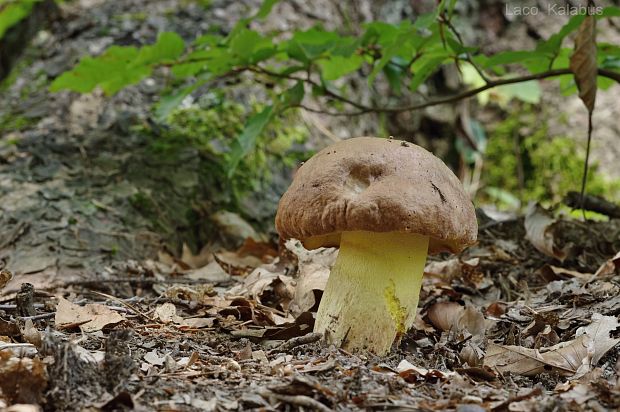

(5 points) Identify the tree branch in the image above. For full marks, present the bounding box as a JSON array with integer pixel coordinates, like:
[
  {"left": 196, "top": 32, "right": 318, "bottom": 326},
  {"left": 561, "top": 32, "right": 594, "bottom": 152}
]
[{"left": 294, "top": 68, "right": 620, "bottom": 116}]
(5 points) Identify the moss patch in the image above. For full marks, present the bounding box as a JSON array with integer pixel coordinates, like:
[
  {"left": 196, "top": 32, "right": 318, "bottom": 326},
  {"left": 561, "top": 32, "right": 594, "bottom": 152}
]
[{"left": 479, "top": 105, "right": 620, "bottom": 208}]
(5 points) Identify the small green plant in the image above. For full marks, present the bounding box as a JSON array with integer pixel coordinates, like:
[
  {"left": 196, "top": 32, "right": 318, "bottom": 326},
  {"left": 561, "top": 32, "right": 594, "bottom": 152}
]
[
  {"left": 480, "top": 106, "right": 620, "bottom": 208},
  {"left": 48, "top": 0, "right": 620, "bottom": 211},
  {"left": 143, "top": 94, "right": 308, "bottom": 207}
]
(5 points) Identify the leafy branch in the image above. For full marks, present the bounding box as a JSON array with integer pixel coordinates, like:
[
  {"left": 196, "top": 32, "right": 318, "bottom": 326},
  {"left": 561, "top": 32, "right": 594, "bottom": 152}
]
[{"left": 48, "top": 0, "right": 620, "bottom": 182}]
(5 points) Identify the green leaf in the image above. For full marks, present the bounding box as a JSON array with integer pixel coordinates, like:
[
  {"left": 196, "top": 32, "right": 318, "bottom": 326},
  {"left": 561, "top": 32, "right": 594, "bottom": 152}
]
[
  {"left": 155, "top": 77, "right": 210, "bottom": 121},
  {"left": 318, "top": 55, "right": 363, "bottom": 80},
  {"left": 483, "top": 50, "right": 549, "bottom": 69},
  {"left": 367, "top": 25, "right": 421, "bottom": 85},
  {"left": 134, "top": 32, "right": 185, "bottom": 66},
  {"left": 446, "top": 37, "right": 477, "bottom": 55},
  {"left": 0, "top": 0, "right": 37, "bottom": 40},
  {"left": 600, "top": 6, "right": 620, "bottom": 17},
  {"left": 383, "top": 61, "right": 405, "bottom": 95},
  {"left": 50, "top": 46, "right": 149, "bottom": 95},
  {"left": 497, "top": 81, "right": 541, "bottom": 104},
  {"left": 255, "top": 0, "right": 280, "bottom": 19},
  {"left": 285, "top": 28, "right": 340, "bottom": 63},
  {"left": 171, "top": 61, "right": 206, "bottom": 78},
  {"left": 193, "top": 34, "right": 221, "bottom": 47},
  {"left": 537, "top": 14, "right": 584, "bottom": 55},
  {"left": 361, "top": 22, "right": 399, "bottom": 47},
  {"left": 280, "top": 81, "right": 305, "bottom": 107},
  {"left": 413, "top": 11, "right": 438, "bottom": 30},
  {"left": 227, "top": 105, "right": 274, "bottom": 178},
  {"left": 409, "top": 54, "right": 448, "bottom": 91},
  {"left": 229, "top": 29, "right": 274, "bottom": 64}
]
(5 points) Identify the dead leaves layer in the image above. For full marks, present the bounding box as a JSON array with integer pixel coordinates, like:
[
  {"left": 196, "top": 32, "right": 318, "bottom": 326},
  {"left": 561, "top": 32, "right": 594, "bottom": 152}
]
[{"left": 484, "top": 314, "right": 620, "bottom": 376}]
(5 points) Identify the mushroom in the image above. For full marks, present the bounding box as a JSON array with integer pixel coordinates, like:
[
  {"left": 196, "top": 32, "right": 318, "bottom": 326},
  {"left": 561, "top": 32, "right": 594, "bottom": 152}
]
[{"left": 276, "top": 137, "right": 477, "bottom": 355}]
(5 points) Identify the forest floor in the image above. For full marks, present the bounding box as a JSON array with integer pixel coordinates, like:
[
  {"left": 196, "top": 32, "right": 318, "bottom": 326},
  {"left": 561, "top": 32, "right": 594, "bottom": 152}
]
[{"left": 2, "top": 0, "right": 620, "bottom": 411}]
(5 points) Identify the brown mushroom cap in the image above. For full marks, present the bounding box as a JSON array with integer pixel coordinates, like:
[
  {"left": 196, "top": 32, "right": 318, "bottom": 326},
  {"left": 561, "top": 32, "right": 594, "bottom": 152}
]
[{"left": 275, "top": 137, "right": 477, "bottom": 254}]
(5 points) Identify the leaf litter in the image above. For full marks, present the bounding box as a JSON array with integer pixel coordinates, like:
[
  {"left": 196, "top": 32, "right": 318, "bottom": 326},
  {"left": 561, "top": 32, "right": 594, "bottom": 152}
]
[{"left": 2, "top": 203, "right": 619, "bottom": 410}]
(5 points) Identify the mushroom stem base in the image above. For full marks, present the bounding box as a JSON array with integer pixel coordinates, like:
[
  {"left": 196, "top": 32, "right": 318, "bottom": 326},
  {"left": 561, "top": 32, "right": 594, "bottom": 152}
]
[{"left": 314, "top": 231, "right": 429, "bottom": 355}]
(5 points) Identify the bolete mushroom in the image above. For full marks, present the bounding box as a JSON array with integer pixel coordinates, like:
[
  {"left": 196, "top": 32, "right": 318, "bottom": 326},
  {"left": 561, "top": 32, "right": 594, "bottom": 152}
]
[{"left": 276, "top": 137, "right": 477, "bottom": 355}]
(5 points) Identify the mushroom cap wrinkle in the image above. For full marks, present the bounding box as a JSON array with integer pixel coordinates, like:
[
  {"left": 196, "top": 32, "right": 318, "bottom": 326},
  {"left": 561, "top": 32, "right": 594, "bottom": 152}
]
[{"left": 276, "top": 137, "right": 477, "bottom": 254}]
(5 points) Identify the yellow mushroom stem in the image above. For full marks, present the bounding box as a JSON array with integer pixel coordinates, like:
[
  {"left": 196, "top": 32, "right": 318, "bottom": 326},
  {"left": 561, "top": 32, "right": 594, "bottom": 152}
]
[{"left": 313, "top": 230, "right": 429, "bottom": 355}]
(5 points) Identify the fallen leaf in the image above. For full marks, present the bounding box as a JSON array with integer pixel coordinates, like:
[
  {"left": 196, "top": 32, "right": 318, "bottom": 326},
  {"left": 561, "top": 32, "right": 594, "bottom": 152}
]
[
  {"left": 524, "top": 203, "right": 568, "bottom": 261},
  {"left": 0, "top": 270, "right": 13, "bottom": 290},
  {"left": 55, "top": 297, "right": 126, "bottom": 332},
  {"left": 0, "top": 351, "right": 47, "bottom": 404},
  {"left": 427, "top": 302, "right": 486, "bottom": 337},
  {"left": 229, "top": 266, "right": 295, "bottom": 311},
  {"left": 290, "top": 248, "right": 337, "bottom": 316},
  {"left": 427, "top": 302, "right": 464, "bottom": 332},
  {"left": 484, "top": 314, "right": 620, "bottom": 376},
  {"left": 181, "top": 243, "right": 214, "bottom": 269},
  {"left": 72, "top": 346, "right": 105, "bottom": 364},
  {"left": 576, "top": 313, "right": 620, "bottom": 365},
  {"left": 593, "top": 251, "right": 620, "bottom": 278},
  {"left": 538, "top": 265, "right": 591, "bottom": 281},
  {"left": 164, "top": 284, "right": 216, "bottom": 304},
  {"left": 185, "top": 261, "right": 231, "bottom": 284},
  {"left": 214, "top": 250, "right": 263, "bottom": 274},
  {"left": 396, "top": 359, "right": 455, "bottom": 382},
  {"left": 153, "top": 303, "right": 214, "bottom": 329},
  {"left": 154, "top": 303, "right": 183, "bottom": 324}
]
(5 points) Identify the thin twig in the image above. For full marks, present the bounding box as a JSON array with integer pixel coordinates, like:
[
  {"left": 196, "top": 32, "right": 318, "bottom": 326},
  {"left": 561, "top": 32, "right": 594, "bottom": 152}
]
[
  {"left": 258, "top": 389, "right": 332, "bottom": 412},
  {"left": 18, "top": 312, "right": 56, "bottom": 321},
  {"left": 579, "top": 111, "right": 594, "bottom": 220},
  {"left": 269, "top": 332, "right": 322, "bottom": 354},
  {"left": 87, "top": 290, "right": 154, "bottom": 322},
  {"left": 299, "top": 68, "right": 620, "bottom": 116},
  {"left": 443, "top": 15, "right": 490, "bottom": 83}
]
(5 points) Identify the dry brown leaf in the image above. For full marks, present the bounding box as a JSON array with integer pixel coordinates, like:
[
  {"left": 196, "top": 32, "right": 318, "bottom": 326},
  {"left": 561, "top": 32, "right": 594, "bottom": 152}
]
[
  {"left": 0, "top": 270, "right": 13, "bottom": 291},
  {"left": 538, "top": 264, "right": 592, "bottom": 281},
  {"left": 55, "top": 297, "right": 126, "bottom": 332},
  {"left": 185, "top": 261, "right": 231, "bottom": 283},
  {"left": 484, "top": 314, "right": 620, "bottom": 376},
  {"left": 396, "top": 359, "right": 455, "bottom": 382},
  {"left": 290, "top": 247, "right": 337, "bottom": 316},
  {"left": 215, "top": 250, "right": 264, "bottom": 271},
  {"left": 153, "top": 303, "right": 214, "bottom": 329},
  {"left": 424, "top": 258, "right": 463, "bottom": 279},
  {"left": 427, "top": 302, "right": 464, "bottom": 331},
  {"left": 593, "top": 251, "right": 620, "bottom": 278},
  {"left": 0, "top": 351, "right": 47, "bottom": 404},
  {"left": 181, "top": 243, "right": 213, "bottom": 269},
  {"left": 229, "top": 266, "right": 296, "bottom": 311},
  {"left": 524, "top": 204, "right": 568, "bottom": 261},
  {"left": 154, "top": 303, "right": 183, "bottom": 324},
  {"left": 570, "top": 14, "right": 597, "bottom": 113},
  {"left": 576, "top": 313, "right": 620, "bottom": 365},
  {"left": 427, "top": 302, "right": 486, "bottom": 336},
  {"left": 164, "top": 285, "right": 216, "bottom": 304}
]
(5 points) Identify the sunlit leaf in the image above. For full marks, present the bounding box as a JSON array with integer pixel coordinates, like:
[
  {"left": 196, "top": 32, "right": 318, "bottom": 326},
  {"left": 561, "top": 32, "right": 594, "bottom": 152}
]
[
  {"left": 256, "top": 0, "right": 280, "bottom": 19},
  {"left": 318, "top": 55, "right": 363, "bottom": 80},
  {"left": 134, "top": 32, "right": 184, "bottom": 66},
  {"left": 50, "top": 46, "right": 145, "bottom": 95},
  {"left": 0, "top": 0, "right": 37, "bottom": 39}
]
